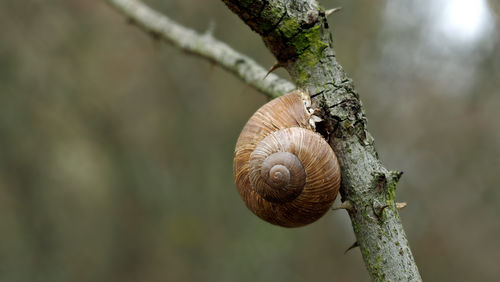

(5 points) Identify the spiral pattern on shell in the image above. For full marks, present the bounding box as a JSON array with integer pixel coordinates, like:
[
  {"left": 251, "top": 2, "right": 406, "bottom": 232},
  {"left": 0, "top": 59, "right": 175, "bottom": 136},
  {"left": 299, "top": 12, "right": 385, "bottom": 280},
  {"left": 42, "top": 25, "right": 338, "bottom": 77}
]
[{"left": 233, "top": 91, "right": 341, "bottom": 227}]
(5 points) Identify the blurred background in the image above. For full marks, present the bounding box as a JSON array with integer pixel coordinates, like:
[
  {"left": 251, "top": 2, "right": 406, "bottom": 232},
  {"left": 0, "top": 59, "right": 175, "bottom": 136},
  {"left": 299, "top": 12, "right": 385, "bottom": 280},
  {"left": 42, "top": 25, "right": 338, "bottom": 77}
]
[{"left": 0, "top": 0, "right": 499, "bottom": 281}]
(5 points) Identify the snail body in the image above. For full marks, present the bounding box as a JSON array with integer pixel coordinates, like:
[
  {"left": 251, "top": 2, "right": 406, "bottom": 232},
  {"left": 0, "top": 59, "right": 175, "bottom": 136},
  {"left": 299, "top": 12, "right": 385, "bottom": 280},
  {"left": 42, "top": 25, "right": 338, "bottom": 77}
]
[{"left": 233, "top": 91, "right": 341, "bottom": 227}]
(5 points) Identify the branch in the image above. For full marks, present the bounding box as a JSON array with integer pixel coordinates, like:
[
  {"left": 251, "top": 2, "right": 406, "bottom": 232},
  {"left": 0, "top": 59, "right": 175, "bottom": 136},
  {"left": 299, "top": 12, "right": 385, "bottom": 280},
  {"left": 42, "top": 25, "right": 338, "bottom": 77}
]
[
  {"left": 106, "top": 0, "right": 295, "bottom": 98},
  {"left": 222, "top": 0, "right": 422, "bottom": 280},
  {"left": 107, "top": 0, "right": 422, "bottom": 279}
]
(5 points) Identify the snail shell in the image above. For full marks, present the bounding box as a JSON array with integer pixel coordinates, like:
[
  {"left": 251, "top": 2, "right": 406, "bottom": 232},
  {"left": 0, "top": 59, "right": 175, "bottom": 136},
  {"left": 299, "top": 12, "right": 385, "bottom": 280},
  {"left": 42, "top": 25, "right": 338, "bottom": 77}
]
[{"left": 233, "top": 91, "right": 341, "bottom": 227}]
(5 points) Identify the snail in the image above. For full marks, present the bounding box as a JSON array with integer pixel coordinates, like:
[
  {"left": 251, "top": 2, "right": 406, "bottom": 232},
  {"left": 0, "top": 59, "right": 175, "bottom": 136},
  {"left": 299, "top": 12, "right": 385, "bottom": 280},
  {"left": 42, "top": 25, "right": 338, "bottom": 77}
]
[{"left": 233, "top": 91, "right": 341, "bottom": 227}]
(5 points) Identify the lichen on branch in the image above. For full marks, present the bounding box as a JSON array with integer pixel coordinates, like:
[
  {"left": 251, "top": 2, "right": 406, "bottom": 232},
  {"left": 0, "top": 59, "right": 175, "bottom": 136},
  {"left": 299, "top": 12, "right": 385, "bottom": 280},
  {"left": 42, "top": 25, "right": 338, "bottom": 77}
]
[
  {"left": 221, "top": 0, "right": 422, "bottom": 280},
  {"left": 107, "top": 0, "right": 423, "bottom": 280}
]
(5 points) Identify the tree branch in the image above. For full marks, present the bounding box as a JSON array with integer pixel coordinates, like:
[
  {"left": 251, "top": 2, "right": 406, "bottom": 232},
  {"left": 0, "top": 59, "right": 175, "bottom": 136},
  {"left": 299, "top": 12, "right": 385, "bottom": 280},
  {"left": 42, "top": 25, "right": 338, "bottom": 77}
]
[
  {"left": 107, "top": 0, "right": 422, "bottom": 279},
  {"left": 106, "top": 0, "right": 295, "bottom": 98},
  {"left": 221, "top": 0, "right": 422, "bottom": 280}
]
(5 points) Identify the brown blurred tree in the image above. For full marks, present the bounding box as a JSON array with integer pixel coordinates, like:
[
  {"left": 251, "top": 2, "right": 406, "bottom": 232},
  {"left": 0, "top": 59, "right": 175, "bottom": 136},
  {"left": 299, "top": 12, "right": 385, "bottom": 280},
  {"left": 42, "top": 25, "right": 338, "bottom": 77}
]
[{"left": 107, "top": 0, "right": 422, "bottom": 280}]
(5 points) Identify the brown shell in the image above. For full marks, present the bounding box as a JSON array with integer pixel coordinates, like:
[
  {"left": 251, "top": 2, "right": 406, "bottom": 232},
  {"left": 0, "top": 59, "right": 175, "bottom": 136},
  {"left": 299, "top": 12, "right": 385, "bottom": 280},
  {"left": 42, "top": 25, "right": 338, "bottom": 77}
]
[{"left": 233, "top": 91, "right": 341, "bottom": 227}]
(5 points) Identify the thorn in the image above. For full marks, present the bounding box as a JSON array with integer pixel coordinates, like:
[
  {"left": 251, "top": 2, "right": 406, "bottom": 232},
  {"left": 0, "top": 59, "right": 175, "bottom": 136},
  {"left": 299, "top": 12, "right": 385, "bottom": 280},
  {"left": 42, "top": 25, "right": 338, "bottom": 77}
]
[
  {"left": 344, "top": 241, "right": 359, "bottom": 254},
  {"left": 332, "top": 200, "right": 353, "bottom": 211},
  {"left": 374, "top": 204, "right": 389, "bottom": 220},
  {"left": 396, "top": 202, "right": 407, "bottom": 210},
  {"left": 264, "top": 61, "right": 282, "bottom": 79},
  {"left": 325, "top": 7, "right": 342, "bottom": 17},
  {"left": 392, "top": 170, "right": 404, "bottom": 181},
  {"left": 204, "top": 20, "right": 216, "bottom": 37}
]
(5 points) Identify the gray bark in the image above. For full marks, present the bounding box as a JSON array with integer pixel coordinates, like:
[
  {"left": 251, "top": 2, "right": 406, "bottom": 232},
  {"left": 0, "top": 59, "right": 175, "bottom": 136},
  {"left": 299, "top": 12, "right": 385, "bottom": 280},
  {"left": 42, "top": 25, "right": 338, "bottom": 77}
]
[
  {"left": 107, "top": 0, "right": 423, "bottom": 280},
  {"left": 222, "top": 0, "right": 422, "bottom": 280},
  {"left": 107, "top": 0, "right": 295, "bottom": 98}
]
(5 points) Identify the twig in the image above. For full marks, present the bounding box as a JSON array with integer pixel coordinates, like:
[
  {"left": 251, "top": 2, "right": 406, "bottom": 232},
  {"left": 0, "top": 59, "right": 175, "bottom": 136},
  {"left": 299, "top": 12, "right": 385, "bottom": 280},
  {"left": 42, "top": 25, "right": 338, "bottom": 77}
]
[
  {"left": 221, "top": 0, "right": 422, "bottom": 280},
  {"left": 106, "top": 0, "right": 295, "bottom": 98},
  {"left": 325, "top": 7, "right": 342, "bottom": 17}
]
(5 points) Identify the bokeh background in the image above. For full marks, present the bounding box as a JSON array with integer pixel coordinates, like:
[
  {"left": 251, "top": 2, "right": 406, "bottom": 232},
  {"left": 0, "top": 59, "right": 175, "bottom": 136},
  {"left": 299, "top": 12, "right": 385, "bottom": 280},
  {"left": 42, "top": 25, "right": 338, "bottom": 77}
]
[{"left": 1, "top": 0, "right": 499, "bottom": 281}]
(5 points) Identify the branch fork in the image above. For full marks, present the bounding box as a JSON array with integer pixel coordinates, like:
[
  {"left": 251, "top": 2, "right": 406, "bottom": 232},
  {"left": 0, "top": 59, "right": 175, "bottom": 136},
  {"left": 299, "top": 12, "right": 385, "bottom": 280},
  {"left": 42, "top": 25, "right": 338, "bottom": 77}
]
[{"left": 106, "top": 0, "right": 422, "bottom": 280}]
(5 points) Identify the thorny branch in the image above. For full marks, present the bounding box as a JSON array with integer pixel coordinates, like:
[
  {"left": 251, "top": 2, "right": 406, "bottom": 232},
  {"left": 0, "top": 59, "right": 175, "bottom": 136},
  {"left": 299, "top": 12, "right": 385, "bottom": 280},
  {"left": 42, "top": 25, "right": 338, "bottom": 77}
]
[
  {"left": 106, "top": 0, "right": 295, "bottom": 98},
  {"left": 107, "top": 0, "right": 423, "bottom": 280}
]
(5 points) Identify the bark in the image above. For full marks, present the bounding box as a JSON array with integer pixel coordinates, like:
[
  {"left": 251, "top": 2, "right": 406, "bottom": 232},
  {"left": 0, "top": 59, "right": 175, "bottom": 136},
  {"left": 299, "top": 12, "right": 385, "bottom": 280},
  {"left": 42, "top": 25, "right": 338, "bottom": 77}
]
[
  {"left": 107, "top": 0, "right": 295, "bottom": 98},
  {"left": 221, "top": 0, "right": 422, "bottom": 280},
  {"left": 107, "top": 0, "right": 423, "bottom": 280}
]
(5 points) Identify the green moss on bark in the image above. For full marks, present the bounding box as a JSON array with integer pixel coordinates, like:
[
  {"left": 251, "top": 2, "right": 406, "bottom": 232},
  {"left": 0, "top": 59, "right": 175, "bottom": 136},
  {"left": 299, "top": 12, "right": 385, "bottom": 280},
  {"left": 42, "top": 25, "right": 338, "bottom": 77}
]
[{"left": 290, "top": 25, "right": 329, "bottom": 85}]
